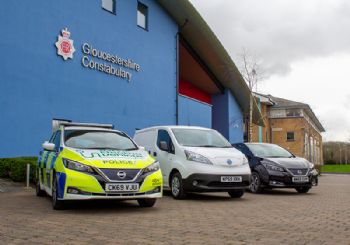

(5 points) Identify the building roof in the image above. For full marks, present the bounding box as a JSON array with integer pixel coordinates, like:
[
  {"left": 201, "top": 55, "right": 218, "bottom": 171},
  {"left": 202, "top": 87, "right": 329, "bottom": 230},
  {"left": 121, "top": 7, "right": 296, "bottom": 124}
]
[
  {"left": 255, "top": 93, "right": 325, "bottom": 132},
  {"left": 254, "top": 92, "right": 275, "bottom": 105},
  {"left": 269, "top": 95, "right": 308, "bottom": 108},
  {"left": 157, "top": 0, "right": 264, "bottom": 126}
]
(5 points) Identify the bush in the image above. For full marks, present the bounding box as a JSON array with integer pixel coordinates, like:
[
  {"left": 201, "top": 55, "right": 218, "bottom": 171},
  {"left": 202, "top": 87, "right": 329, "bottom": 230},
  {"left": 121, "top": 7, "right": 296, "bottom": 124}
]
[
  {"left": 0, "top": 158, "right": 11, "bottom": 178},
  {"left": 0, "top": 157, "right": 38, "bottom": 182}
]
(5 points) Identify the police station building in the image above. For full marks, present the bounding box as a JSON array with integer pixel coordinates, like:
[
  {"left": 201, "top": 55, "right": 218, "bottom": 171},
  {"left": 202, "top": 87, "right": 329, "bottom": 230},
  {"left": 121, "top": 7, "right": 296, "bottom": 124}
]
[{"left": 0, "top": 0, "right": 261, "bottom": 157}]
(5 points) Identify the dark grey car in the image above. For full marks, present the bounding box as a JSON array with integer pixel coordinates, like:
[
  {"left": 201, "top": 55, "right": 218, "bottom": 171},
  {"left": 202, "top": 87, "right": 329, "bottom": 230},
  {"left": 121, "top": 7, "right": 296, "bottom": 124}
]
[{"left": 233, "top": 143, "right": 318, "bottom": 193}]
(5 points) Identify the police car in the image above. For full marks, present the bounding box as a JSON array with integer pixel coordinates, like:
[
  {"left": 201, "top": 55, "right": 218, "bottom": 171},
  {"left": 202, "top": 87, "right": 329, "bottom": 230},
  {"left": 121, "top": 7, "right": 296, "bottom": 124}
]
[{"left": 36, "top": 120, "right": 162, "bottom": 209}]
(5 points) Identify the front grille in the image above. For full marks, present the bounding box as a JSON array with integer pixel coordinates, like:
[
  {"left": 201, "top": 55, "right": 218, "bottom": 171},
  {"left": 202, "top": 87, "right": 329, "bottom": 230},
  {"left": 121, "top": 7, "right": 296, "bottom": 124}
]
[
  {"left": 207, "top": 181, "right": 250, "bottom": 188},
  {"left": 288, "top": 168, "right": 308, "bottom": 175},
  {"left": 99, "top": 168, "right": 141, "bottom": 181}
]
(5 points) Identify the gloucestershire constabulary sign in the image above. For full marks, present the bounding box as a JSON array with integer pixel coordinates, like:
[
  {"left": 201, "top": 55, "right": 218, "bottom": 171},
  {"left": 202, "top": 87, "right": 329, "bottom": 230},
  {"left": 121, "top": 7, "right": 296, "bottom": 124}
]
[
  {"left": 82, "top": 43, "right": 140, "bottom": 82},
  {"left": 55, "top": 28, "right": 140, "bottom": 82}
]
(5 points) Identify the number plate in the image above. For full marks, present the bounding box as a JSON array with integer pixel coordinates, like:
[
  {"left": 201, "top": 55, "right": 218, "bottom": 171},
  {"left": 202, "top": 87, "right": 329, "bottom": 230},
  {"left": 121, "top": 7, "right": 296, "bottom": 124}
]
[
  {"left": 292, "top": 176, "right": 309, "bottom": 183},
  {"left": 221, "top": 176, "right": 242, "bottom": 182},
  {"left": 105, "top": 183, "right": 139, "bottom": 193}
]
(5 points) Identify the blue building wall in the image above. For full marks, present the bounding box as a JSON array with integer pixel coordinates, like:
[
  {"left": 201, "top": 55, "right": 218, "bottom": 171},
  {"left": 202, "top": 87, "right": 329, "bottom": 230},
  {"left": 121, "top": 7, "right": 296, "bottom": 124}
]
[
  {"left": 178, "top": 96, "right": 212, "bottom": 128},
  {"left": 212, "top": 94, "right": 229, "bottom": 138},
  {"left": 212, "top": 90, "right": 244, "bottom": 143},
  {"left": 0, "top": 0, "right": 178, "bottom": 157},
  {"left": 227, "top": 90, "right": 244, "bottom": 143}
]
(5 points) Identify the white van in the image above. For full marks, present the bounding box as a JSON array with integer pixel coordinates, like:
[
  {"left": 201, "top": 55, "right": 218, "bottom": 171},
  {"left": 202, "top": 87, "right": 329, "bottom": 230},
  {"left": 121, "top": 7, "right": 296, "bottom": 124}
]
[{"left": 134, "top": 126, "right": 251, "bottom": 199}]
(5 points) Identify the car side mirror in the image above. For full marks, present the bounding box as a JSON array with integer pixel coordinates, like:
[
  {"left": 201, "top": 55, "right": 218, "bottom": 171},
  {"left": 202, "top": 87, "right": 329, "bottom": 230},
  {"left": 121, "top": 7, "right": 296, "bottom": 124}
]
[
  {"left": 159, "top": 141, "right": 169, "bottom": 152},
  {"left": 138, "top": 146, "right": 145, "bottom": 151},
  {"left": 42, "top": 141, "right": 55, "bottom": 151}
]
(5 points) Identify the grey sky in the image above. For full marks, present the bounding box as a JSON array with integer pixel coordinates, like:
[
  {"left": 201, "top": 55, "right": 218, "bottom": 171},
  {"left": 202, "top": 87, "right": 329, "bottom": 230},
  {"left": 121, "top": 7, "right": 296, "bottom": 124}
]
[{"left": 190, "top": 0, "right": 350, "bottom": 141}]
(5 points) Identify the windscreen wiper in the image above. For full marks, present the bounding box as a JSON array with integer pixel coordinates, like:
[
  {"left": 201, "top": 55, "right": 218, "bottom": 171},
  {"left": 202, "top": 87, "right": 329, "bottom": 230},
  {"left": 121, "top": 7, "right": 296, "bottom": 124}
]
[
  {"left": 84, "top": 147, "right": 122, "bottom": 150},
  {"left": 124, "top": 148, "right": 139, "bottom": 151}
]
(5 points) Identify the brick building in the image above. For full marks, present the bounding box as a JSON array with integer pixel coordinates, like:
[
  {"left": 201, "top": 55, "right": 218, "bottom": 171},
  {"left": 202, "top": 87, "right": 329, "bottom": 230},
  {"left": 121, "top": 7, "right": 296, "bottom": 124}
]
[{"left": 251, "top": 93, "right": 325, "bottom": 165}]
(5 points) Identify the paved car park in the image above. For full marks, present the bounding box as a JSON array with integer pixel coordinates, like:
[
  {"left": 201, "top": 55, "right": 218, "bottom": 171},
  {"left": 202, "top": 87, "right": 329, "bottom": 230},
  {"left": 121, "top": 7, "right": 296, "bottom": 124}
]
[{"left": 0, "top": 174, "right": 349, "bottom": 245}]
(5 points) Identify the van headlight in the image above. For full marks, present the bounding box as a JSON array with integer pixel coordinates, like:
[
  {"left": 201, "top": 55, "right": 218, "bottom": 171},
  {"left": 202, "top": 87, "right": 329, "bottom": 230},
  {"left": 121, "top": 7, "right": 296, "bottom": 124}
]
[
  {"left": 185, "top": 150, "right": 213, "bottom": 165},
  {"left": 242, "top": 157, "right": 249, "bottom": 165},
  {"left": 143, "top": 161, "right": 160, "bottom": 173},
  {"left": 63, "top": 158, "right": 94, "bottom": 173}
]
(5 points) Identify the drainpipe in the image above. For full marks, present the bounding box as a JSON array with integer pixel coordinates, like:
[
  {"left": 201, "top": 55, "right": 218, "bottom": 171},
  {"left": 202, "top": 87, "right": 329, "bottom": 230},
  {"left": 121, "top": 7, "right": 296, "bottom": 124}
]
[
  {"left": 175, "top": 32, "right": 179, "bottom": 125},
  {"left": 176, "top": 20, "right": 189, "bottom": 125}
]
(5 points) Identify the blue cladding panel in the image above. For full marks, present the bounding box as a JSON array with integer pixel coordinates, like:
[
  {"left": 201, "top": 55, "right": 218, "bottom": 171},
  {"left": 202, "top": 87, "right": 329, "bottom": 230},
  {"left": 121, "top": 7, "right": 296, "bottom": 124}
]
[
  {"left": 212, "top": 93, "right": 229, "bottom": 137},
  {"left": 178, "top": 96, "right": 212, "bottom": 128},
  {"left": 212, "top": 90, "right": 243, "bottom": 143},
  {"left": 227, "top": 91, "right": 244, "bottom": 143},
  {"left": 0, "top": 0, "right": 178, "bottom": 157}
]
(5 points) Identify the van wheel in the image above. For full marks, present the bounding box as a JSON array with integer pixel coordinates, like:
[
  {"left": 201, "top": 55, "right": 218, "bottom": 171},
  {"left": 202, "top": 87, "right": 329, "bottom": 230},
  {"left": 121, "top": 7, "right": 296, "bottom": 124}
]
[
  {"left": 137, "top": 198, "right": 157, "bottom": 207},
  {"left": 170, "top": 172, "right": 186, "bottom": 199},
  {"left": 36, "top": 170, "right": 46, "bottom": 197},
  {"left": 228, "top": 189, "right": 245, "bottom": 198},
  {"left": 52, "top": 173, "right": 65, "bottom": 210},
  {"left": 250, "top": 172, "right": 262, "bottom": 193},
  {"left": 295, "top": 186, "right": 311, "bottom": 193}
]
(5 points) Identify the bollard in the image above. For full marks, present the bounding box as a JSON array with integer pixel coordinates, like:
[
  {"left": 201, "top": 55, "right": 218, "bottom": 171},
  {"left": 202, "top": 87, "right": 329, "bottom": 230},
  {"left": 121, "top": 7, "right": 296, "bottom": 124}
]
[{"left": 26, "top": 163, "right": 30, "bottom": 188}]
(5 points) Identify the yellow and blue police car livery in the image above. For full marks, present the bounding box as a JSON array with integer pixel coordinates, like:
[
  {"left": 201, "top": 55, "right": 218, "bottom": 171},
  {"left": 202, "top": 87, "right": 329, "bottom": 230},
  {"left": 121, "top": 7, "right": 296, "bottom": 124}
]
[{"left": 36, "top": 120, "right": 162, "bottom": 209}]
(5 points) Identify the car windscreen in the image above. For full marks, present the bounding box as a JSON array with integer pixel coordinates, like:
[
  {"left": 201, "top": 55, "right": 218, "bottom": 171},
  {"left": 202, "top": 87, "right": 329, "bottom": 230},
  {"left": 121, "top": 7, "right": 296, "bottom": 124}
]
[
  {"left": 64, "top": 130, "right": 138, "bottom": 150},
  {"left": 171, "top": 128, "right": 232, "bottom": 148},
  {"left": 246, "top": 144, "right": 293, "bottom": 158}
]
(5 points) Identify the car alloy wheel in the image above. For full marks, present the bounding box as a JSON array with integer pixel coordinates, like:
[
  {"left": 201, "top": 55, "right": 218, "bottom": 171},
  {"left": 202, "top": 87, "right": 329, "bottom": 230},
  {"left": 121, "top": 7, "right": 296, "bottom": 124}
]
[
  {"left": 36, "top": 174, "right": 46, "bottom": 197},
  {"left": 250, "top": 172, "right": 262, "bottom": 193},
  {"left": 171, "top": 176, "right": 180, "bottom": 196},
  {"left": 52, "top": 176, "right": 57, "bottom": 203},
  {"left": 52, "top": 174, "right": 65, "bottom": 210},
  {"left": 170, "top": 172, "right": 186, "bottom": 199}
]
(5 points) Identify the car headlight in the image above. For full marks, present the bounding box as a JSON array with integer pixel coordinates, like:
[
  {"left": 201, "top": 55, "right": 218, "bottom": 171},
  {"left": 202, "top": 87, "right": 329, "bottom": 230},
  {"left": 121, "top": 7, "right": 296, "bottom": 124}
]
[
  {"left": 242, "top": 156, "right": 249, "bottom": 165},
  {"left": 262, "top": 162, "right": 284, "bottom": 172},
  {"left": 143, "top": 161, "right": 160, "bottom": 174},
  {"left": 185, "top": 150, "right": 213, "bottom": 165},
  {"left": 63, "top": 158, "right": 94, "bottom": 173}
]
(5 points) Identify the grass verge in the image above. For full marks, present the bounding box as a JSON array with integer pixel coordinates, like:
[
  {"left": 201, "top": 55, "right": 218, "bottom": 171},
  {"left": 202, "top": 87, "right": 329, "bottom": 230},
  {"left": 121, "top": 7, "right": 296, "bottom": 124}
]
[{"left": 321, "top": 164, "right": 350, "bottom": 173}]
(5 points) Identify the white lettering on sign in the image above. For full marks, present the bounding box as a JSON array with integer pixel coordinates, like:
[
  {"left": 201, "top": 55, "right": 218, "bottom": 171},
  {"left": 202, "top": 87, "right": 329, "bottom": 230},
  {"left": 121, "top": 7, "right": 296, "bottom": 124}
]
[{"left": 81, "top": 43, "right": 141, "bottom": 82}]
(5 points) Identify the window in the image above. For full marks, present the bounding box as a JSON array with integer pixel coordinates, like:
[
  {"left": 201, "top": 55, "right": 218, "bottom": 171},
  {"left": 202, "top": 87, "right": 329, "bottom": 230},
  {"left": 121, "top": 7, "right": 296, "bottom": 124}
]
[
  {"left": 157, "top": 130, "right": 174, "bottom": 153},
  {"left": 49, "top": 131, "right": 61, "bottom": 151},
  {"left": 64, "top": 130, "right": 138, "bottom": 150},
  {"left": 286, "top": 132, "right": 295, "bottom": 141},
  {"left": 310, "top": 136, "right": 314, "bottom": 162},
  {"left": 171, "top": 128, "right": 232, "bottom": 148},
  {"left": 53, "top": 131, "right": 61, "bottom": 151},
  {"left": 286, "top": 109, "right": 301, "bottom": 117},
  {"left": 246, "top": 144, "right": 293, "bottom": 158},
  {"left": 102, "top": 0, "right": 116, "bottom": 14},
  {"left": 137, "top": 2, "right": 148, "bottom": 30},
  {"left": 49, "top": 132, "right": 57, "bottom": 144},
  {"left": 304, "top": 133, "right": 309, "bottom": 160}
]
